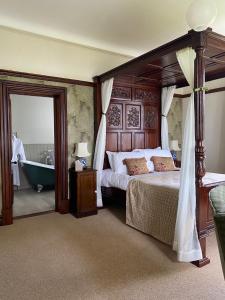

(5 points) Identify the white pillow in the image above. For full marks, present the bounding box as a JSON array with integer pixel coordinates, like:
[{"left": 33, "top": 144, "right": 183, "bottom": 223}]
[
  {"left": 133, "top": 147, "right": 161, "bottom": 152},
  {"left": 106, "top": 151, "right": 115, "bottom": 170},
  {"left": 148, "top": 149, "right": 172, "bottom": 159},
  {"left": 107, "top": 148, "right": 170, "bottom": 174},
  {"left": 147, "top": 160, "right": 154, "bottom": 172},
  {"left": 109, "top": 151, "right": 145, "bottom": 174},
  {"left": 133, "top": 148, "right": 172, "bottom": 160}
]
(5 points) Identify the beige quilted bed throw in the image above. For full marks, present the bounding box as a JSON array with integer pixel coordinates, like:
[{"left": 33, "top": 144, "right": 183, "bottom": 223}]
[{"left": 126, "top": 176, "right": 178, "bottom": 246}]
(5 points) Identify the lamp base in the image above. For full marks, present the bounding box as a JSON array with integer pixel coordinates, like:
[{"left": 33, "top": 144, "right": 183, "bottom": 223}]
[
  {"left": 171, "top": 150, "right": 177, "bottom": 160},
  {"left": 79, "top": 157, "right": 87, "bottom": 169},
  {"left": 75, "top": 160, "right": 83, "bottom": 171}
]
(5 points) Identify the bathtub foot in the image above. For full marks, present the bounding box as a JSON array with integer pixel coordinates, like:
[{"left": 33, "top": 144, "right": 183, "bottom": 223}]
[{"left": 37, "top": 184, "right": 44, "bottom": 193}]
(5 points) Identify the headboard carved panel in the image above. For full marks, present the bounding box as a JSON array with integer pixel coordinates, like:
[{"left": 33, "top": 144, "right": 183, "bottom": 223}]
[
  {"left": 144, "top": 105, "right": 158, "bottom": 129},
  {"left": 104, "top": 83, "right": 161, "bottom": 168},
  {"left": 125, "top": 104, "right": 141, "bottom": 129},
  {"left": 111, "top": 86, "right": 131, "bottom": 100},
  {"left": 107, "top": 103, "right": 123, "bottom": 129}
]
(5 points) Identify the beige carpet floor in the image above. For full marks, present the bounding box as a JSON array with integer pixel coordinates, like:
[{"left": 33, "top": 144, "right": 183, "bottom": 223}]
[
  {"left": 13, "top": 189, "right": 55, "bottom": 217},
  {"left": 0, "top": 207, "right": 224, "bottom": 300}
]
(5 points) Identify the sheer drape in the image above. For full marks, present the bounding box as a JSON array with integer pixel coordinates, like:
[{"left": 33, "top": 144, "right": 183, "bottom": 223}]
[
  {"left": 93, "top": 78, "right": 114, "bottom": 207},
  {"left": 173, "top": 48, "right": 202, "bottom": 261},
  {"left": 161, "top": 86, "right": 176, "bottom": 149}
]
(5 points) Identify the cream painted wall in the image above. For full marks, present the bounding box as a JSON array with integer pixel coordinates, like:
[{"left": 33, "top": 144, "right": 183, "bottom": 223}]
[
  {"left": 11, "top": 95, "right": 54, "bottom": 144},
  {"left": 0, "top": 26, "right": 131, "bottom": 82},
  {"left": 182, "top": 92, "right": 225, "bottom": 173}
]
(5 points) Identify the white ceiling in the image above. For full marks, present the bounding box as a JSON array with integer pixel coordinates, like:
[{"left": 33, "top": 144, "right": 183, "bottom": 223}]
[{"left": 0, "top": 0, "right": 225, "bottom": 57}]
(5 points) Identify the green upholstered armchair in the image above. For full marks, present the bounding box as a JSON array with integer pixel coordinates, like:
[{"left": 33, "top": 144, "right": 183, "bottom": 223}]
[{"left": 209, "top": 185, "right": 225, "bottom": 279}]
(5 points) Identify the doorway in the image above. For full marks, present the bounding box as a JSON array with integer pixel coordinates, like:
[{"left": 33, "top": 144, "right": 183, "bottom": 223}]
[
  {"left": 11, "top": 94, "right": 55, "bottom": 217},
  {"left": 0, "top": 81, "right": 69, "bottom": 225}
]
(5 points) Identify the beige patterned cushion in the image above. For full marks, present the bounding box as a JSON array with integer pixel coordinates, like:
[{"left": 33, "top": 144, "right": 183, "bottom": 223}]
[
  {"left": 151, "top": 156, "right": 176, "bottom": 172},
  {"left": 123, "top": 157, "right": 149, "bottom": 175}
]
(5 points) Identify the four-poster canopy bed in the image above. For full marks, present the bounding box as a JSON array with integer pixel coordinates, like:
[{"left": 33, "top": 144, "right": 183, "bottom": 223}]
[{"left": 93, "top": 28, "right": 225, "bottom": 268}]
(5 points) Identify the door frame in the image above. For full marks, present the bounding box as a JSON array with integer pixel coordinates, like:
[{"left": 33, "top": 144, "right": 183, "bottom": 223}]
[{"left": 0, "top": 80, "right": 69, "bottom": 225}]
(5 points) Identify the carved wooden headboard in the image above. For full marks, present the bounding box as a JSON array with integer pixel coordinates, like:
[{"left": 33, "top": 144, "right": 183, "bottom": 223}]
[{"left": 104, "top": 82, "right": 161, "bottom": 168}]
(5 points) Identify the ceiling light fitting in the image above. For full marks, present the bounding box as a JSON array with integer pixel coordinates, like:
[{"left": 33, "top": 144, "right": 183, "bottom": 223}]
[{"left": 186, "top": 0, "right": 217, "bottom": 32}]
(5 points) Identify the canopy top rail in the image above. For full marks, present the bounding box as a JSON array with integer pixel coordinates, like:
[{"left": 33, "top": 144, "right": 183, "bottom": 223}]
[{"left": 94, "top": 28, "right": 225, "bottom": 88}]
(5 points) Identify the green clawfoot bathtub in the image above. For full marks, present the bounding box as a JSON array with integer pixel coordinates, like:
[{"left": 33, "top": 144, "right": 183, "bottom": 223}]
[{"left": 21, "top": 160, "right": 55, "bottom": 192}]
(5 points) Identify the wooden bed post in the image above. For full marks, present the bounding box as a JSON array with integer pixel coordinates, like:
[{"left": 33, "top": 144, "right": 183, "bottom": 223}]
[{"left": 193, "top": 36, "right": 210, "bottom": 267}]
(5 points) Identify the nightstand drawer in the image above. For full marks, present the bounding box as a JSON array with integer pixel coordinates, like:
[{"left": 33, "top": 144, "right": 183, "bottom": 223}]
[{"left": 69, "top": 168, "right": 97, "bottom": 218}]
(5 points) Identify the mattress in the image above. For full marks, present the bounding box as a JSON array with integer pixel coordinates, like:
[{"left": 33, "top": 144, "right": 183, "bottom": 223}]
[
  {"left": 101, "top": 169, "right": 131, "bottom": 190},
  {"left": 101, "top": 168, "right": 225, "bottom": 191},
  {"left": 101, "top": 168, "right": 180, "bottom": 191}
]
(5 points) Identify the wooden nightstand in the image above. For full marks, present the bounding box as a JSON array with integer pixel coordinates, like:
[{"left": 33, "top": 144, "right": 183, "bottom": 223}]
[{"left": 69, "top": 168, "right": 97, "bottom": 218}]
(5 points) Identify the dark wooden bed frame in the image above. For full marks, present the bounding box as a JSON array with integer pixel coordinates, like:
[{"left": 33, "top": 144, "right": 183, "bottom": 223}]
[{"left": 94, "top": 28, "right": 225, "bottom": 267}]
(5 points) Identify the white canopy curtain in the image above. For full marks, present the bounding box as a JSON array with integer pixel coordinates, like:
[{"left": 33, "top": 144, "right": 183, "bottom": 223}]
[
  {"left": 93, "top": 78, "right": 114, "bottom": 207},
  {"left": 173, "top": 47, "right": 202, "bottom": 262},
  {"left": 161, "top": 85, "right": 176, "bottom": 149}
]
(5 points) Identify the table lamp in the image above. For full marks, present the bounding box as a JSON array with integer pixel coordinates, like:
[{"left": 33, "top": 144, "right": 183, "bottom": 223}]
[{"left": 74, "top": 142, "right": 90, "bottom": 169}]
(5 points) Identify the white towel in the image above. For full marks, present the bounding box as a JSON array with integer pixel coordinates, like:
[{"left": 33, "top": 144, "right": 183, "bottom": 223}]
[
  {"left": 12, "top": 135, "right": 26, "bottom": 162},
  {"left": 11, "top": 135, "right": 26, "bottom": 186}
]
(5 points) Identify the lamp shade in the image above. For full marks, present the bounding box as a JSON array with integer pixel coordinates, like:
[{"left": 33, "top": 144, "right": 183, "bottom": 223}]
[
  {"left": 75, "top": 142, "right": 90, "bottom": 157},
  {"left": 186, "top": 0, "right": 217, "bottom": 32},
  {"left": 170, "top": 140, "right": 181, "bottom": 151}
]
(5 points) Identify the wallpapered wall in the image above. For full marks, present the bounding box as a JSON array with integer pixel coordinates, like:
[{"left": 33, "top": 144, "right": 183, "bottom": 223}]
[
  {"left": 0, "top": 75, "right": 94, "bottom": 214},
  {"left": 168, "top": 97, "right": 182, "bottom": 146}
]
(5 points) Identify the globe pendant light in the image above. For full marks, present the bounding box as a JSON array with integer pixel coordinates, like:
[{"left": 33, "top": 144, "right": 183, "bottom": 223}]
[{"left": 186, "top": 0, "right": 217, "bottom": 32}]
